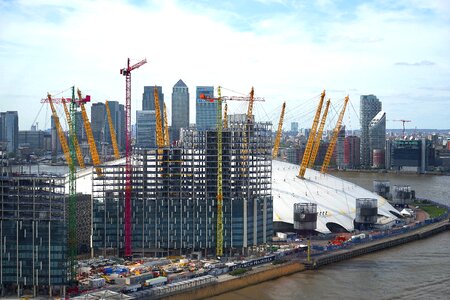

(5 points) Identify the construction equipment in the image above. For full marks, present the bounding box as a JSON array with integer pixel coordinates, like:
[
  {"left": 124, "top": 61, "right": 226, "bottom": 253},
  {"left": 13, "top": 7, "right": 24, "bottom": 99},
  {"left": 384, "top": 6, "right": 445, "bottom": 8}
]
[
  {"left": 216, "top": 86, "right": 223, "bottom": 257},
  {"left": 272, "top": 102, "right": 286, "bottom": 159},
  {"left": 308, "top": 99, "right": 331, "bottom": 168},
  {"left": 163, "top": 103, "right": 170, "bottom": 147},
  {"left": 77, "top": 89, "right": 102, "bottom": 176},
  {"left": 105, "top": 100, "right": 120, "bottom": 159},
  {"left": 392, "top": 119, "right": 411, "bottom": 137},
  {"left": 223, "top": 103, "right": 228, "bottom": 129},
  {"left": 120, "top": 57, "right": 147, "bottom": 260},
  {"left": 154, "top": 86, "right": 165, "bottom": 149},
  {"left": 62, "top": 97, "right": 86, "bottom": 168},
  {"left": 298, "top": 90, "right": 326, "bottom": 178},
  {"left": 321, "top": 96, "right": 349, "bottom": 174}
]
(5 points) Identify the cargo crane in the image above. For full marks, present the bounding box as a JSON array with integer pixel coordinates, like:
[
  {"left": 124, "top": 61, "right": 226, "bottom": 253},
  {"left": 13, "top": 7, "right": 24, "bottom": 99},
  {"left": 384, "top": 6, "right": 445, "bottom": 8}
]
[
  {"left": 298, "top": 90, "right": 326, "bottom": 178},
  {"left": 272, "top": 102, "right": 286, "bottom": 159},
  {"left": 308, "top": 99, "right": 331, "bottom": 168},
  {"left": 61, "top": 97, "right": 85, "bottom": 168},
  {"left": 392, "top": 119, "right": 411, "bottom": 137},
  {"left": 199, "top": 87, "right": 264, "bottom": 256},
  {"left": 105, "top": 101, "right": 120, "bottom": 159},
  {"left": 120, "top": 58, "right": 147, "bottom": 260},
  {"left": 321, "top": 96, "right": 349, "bottom": 174},
  {"left": 163, "top": 103, "right": 170, "bottom": 147},
  {"left": 77, "top": 89, "right": 102, "bottom": 176}
]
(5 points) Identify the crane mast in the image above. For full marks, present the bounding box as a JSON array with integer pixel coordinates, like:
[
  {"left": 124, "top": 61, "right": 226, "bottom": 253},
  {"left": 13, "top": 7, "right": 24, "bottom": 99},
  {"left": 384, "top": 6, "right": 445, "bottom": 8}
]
[
  {"left": 62, "top": 97, "right": 85, "bottom": 168},
  {"left": 298, "top": 90, "right": 326, "bottom": 178},
  {"left": 223, "top": 103, "right": 228, "bottom": 129},
  {"left": 77, "top": 89, "right": 102, "bottom": 176},
  {"left": 308, "top": 99, "right": 331, "bottom": 168},
  {"left": 154, "top": 86, "right": 165, "bottom": 149},
  {"left": 321, "top": 96, "right": 349, "bottom": 174},
  {"left": 272, "top": 102, "right": 286, "bottom": 159},
  {"left": 105, "top": 101, "right": 120, "bottom": 159},
  {"left": 120, "top": 58, "right": 147, "bottom": 260},
  {"left": 216, "top": 86, "right": 223, "bottom": 257},
  {"left": 163, "top": 103, "right": 170, "bottom": 147}
]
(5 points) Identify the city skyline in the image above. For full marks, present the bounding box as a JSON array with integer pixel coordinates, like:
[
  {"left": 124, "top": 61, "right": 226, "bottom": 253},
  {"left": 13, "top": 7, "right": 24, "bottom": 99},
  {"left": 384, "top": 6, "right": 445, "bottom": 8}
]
[{"left": 1, "top": 0, "right": 449, "bottom": 131}]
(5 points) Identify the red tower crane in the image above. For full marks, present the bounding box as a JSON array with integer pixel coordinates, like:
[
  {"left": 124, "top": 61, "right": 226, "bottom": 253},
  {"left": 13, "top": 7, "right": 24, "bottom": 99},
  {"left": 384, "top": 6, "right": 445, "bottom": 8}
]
[{"left": 120, "top": 58, "right": 147, "bottom": 260}]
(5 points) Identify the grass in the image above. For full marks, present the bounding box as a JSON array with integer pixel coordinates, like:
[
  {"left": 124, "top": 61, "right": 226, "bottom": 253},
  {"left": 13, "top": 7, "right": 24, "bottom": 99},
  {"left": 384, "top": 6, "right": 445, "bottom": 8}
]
[
  {"left": 414, "top": 203, "right": 448, "bottom": 219},
  {"left": 229, "top": 268, "right": 248, "bottom": 276}
]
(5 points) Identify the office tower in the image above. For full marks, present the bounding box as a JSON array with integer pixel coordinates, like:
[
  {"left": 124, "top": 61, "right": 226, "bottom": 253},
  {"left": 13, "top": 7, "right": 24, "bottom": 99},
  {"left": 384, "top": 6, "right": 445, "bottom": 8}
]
[
  {"left": 136, "top": 110, "right": 156, "bottom": 148},
  {"left": 142, "top": 85, "right": 164, "bottom": 117},
  {"left": 0, "top": 111, "right": 19, "bottom": 154},
  {"left": 75, "top": 111, "right": 86, "bottom": 144},
  {"left": 344, "top": 136, "right": 361, "bottom": 169},
  {"left": 360, "top": 95, "right": 381, "bottom": 167},
  {"left": 91, "top": 102, "right": 106, "bottom": 148},
  {"left": 291, "top": 122, "right": 299, "bottom": 133},
  {"left": 18, "top": 130, "right": 45, "bottom": 152},
  {"left": 196, "top": 86, "right": 216, "bottom": 130},
  {"left": 336, "top": 125, "right": 346, "bottom": 169},
  {"left": 171, "top": 79, "right": 189, "bottom": 141},
  {"left": 104, "top": 101, "right": 125, "bottom": 151},
  {"left": 369, "top": 111, "right": 386, "bottom": 168}
]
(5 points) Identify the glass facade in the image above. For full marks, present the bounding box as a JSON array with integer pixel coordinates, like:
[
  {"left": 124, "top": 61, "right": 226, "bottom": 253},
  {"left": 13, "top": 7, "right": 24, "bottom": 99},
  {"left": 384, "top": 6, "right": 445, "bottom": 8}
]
[
  {"left": 360, "top": 95, "right": 381, "bottom": 167},
  {"left": 136, "top": 110, "right": 156, "bottom": 148},
  {"left": 171, "top": 80, "right": 189, "bottom": 141},
  {"left": 195, "top": 86, "right": 216, "bottom": 131}
]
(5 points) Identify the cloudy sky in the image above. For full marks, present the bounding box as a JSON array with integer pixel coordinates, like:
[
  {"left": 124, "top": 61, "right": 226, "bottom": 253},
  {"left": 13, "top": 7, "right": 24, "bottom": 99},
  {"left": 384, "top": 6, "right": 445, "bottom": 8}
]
[{"left": 1, "top": 0, "right": 449, "bottom": 132}]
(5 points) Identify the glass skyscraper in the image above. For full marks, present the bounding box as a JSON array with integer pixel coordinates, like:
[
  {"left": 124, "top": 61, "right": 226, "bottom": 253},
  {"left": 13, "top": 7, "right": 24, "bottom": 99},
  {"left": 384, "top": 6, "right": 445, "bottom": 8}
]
[
  {"left": 136, "top": 110, "right": 156, "bottom": 148},
  {"left": 171, "top": 80, "right": 189, "bottom": 141},
  {"left": 360, "top": 95, "right": 381, "bottom": 167},
  {"left": 0, "top": 111, "right": 19, "bottom": 154},
  {"left": 195, "top": 86, "right": 216, "bottom": 131}
]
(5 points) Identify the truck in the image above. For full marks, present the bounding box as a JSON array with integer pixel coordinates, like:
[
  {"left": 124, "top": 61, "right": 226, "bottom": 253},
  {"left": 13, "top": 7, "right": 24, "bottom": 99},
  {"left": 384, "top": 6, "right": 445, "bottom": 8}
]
[{"left": 144, "top": 276, "right": 167, "bottom": 288}]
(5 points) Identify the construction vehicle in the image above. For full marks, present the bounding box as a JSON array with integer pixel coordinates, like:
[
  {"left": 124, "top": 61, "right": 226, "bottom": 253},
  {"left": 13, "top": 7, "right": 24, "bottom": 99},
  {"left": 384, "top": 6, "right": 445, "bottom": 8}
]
[
  {"left": 308, "top": 99, "right": 331, "bottom": 168},
  {"left": 321, "top": 96, "right": 349, "bottom": 173},
  {"left": 272, "top": 102, "right": 286, "bottom": 159},
  {"left": 120, "top": 57, "right": 147, "bottom": 260},
  {"left": 298, "top": 90, "right": 326, "bottom": 178},
  {"left": 105, "top": 100, "right": 120, "bottom": 159}
]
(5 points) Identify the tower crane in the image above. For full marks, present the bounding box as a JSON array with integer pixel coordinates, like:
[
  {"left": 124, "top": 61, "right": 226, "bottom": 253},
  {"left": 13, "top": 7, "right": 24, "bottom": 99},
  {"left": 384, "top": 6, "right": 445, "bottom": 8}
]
[
  {"left": 392, "top": 119, "right": 411, "bottom": 137},
  {"left": 120, "top": 58, "right": 147, "bottom": 260},
  {"left": 298, "top": 90, "right": 326, "bottom": 178},
  {"left": 77, "top": 89, "right": 102, "bottom": 176},
  {"left": 272, "top": 102, "right": 286, "bottom": 159},
  {"left": 61, "top": 98, "right": 86, "bottom": 168},
  {"left": 308, "top": 99, "right": 331, "bottom": 168},
  {"left": 321, "top": 96, "right": 349, "bottom": 174},
  {"left": 163, "top": 103, "right": 170, "bottom": 147},
  {"left": 154, "top": 86, "right": 165, "bottom": 149},
  {"left": 223, "top": 103, "right": 228, "bottom": 129},
  {"left": 105, "top": 101, "right": 120, "bottom": 159}
]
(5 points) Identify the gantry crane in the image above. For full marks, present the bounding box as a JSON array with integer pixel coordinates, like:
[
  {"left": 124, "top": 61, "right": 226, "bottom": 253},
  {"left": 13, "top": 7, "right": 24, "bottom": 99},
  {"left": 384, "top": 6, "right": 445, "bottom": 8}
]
[
  {"left": 298, "top": 90, "right": 326, "bottom": 178},
  {"left": 105, "top": 100, "right": 120, "bottom": 159},
  {"left": 163, "top": 103, "right": 170, "bottom": 147},
  {"left": 120, "top": 58, "right": 147, "bottom": 260},
  {"left": 77, "top": 89, "right": 102, "bottom": 176},
  {"left": 308, "top": 99, "right": 331, "bottom": 168},
  {"left": 321, "top": 96, "right": 349, "bottom": 174},
  {"left": 62, "top": 97, "right": 86, "bottom": 168},
  {"left": 272, "top": 102, "right": 286, "bottom": 159}
]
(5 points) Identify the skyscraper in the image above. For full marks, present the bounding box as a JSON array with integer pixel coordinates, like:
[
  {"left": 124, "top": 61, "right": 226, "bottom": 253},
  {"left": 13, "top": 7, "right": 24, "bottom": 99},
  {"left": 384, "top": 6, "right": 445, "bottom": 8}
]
[
  {"left": 0, "top": 111, "right": 19, "bottom": 154},
  {"left": 336, "top": 125, "right": 346, "bottom": 169},
  {"left": 136, "top": 110, "right": 156, "bottom": 148},
  {"left": 360, "top": 95, "right": 381, "bottom": 167},
  {"left": 142, "top": 85, "right": 164, "bottom": 117},
  {"left": 105, "top": 101, "right": 125, "bottom": 151},
  {"left": 91, "top": 102, "right": 106, "bottom": 148},
  {"left": 171, "top": 79, "right": 189, "bottom": 141},
  {"left": 291, "top": 122, "right": 299, "bottom": 133},
  {"left": 369, "top": 111, "right": 386, "bottom": 168},
  {"left": 196, "top": 86, "right": 216, "bottom": 130},
  {"left": 344, "top": 136, "right": 360, "bottom": 169}
]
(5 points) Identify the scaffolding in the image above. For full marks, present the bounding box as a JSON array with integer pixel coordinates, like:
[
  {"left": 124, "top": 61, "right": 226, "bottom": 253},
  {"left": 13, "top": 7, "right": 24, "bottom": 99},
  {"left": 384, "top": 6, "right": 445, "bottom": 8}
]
[{"left": 92, "top": 118, "right": 273, "bottom": 257}]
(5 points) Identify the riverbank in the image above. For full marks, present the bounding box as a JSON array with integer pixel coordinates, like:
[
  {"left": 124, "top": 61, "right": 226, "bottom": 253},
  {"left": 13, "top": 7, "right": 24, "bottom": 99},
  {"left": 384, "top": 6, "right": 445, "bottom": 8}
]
[{"left": 156, "top": 218, "right": 449, "bottom": 300}]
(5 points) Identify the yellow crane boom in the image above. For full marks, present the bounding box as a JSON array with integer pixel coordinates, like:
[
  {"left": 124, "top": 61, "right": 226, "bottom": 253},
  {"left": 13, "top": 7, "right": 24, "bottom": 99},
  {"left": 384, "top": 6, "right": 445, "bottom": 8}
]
[
  {"left": 163, "top": 103, "right": 170, "bottom": 147},
  {"left": 272, "top": 102, "right": 286, "bottom": 159},
  {"left": 77, "top": 89, "right": 102, "bottom": 176},
  {"left": 308, "top": 99, "right": 331, "bottom": 168},
  {"left": 61, "top": 98, "right": 86, "bottom": 169},
  {"left": 321, "top": 96, "right": 349, "bottom": 174},
  {"left": 298, "top": 90, "right": 326, "bottom": 178},
  {"left": 105, "top": 100, "right": 120, "bottom": 159},
  {"left": 154, "top": 87, "right": 164, "bottom": 149},
  {"left": 47, "top": 93, "right": 73, "bottom": 167},
  {"left": 223, "top": 103, "right": 228, "bottom": 129}
]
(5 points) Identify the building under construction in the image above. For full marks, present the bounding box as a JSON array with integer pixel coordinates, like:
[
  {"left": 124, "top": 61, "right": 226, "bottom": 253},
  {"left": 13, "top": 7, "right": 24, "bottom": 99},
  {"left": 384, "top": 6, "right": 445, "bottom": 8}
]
[
  {"left": 92, "top": 117, "right": 273, "bottom": 257},
  {"left": 0, "top": 148, "right": 67, "bottom": 298}
]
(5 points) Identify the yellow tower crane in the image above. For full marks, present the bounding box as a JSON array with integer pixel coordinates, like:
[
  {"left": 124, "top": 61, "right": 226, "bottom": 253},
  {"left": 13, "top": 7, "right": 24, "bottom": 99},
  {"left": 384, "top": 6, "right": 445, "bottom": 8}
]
[
  {"left": 223, "top": 103, "right": 228, "bottom": 129},
  {"left": 321, "top": 96, "right": 349, "bottom": 174},
  {"left": 163, "top": 103, "right": 170, "bottom": 147},
  {"left": 153, "top": 87, "right": 165, "bottom": 149},
  {"left": 47, "top": 93, "right": 73, "bottom": 167},
  {"left": 298, "top": 90, "right": 326, "bottom": 178},
  {"left": 77, "top": 89, "right": 102, "bottom": 176},
  {"left": 105, "top": 100, "right": 120, "bottom": 160},
  {"left": 308, "top": 99, "right": 331, "bottom": 168},
  {"left": 272, "top": 102, "right": 286, "bottom": 159},
  {"left": 61, "top": 98, "right": 86, "bottom": 168}
]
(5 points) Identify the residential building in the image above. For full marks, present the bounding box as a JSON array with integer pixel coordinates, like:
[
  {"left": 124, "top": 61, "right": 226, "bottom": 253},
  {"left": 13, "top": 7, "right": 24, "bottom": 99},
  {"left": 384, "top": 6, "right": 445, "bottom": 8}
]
[
  {"left": 369, "top": 111, "right": 386, "bottom": 168},
  {"left": 336, "top": 125, "right": 346, "bottom": 169},
  {"left": 360, "top": 95, "right": 381, "bottom": 167},
  {"left": 196, "top": 86, "right": 216, "bottom": 130},
  {"left": 344, "top": 136, "right": 360, "bottom": 169},
  {"left": 171, "top": 79, "right": 189, "bottom": 141}
]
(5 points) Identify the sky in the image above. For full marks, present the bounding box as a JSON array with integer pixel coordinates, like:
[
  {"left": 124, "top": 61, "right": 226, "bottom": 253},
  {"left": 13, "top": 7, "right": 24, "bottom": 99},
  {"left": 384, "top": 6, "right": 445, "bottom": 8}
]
[{"left": 1, "top": 0, "right": 449, "bottom": 132}]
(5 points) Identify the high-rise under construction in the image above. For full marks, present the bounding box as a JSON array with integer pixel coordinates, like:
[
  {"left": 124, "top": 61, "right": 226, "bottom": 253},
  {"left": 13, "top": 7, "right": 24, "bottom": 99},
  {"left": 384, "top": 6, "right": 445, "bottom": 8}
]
[{"left": 92, "top": 116, "right": 273, "bottom": 257}]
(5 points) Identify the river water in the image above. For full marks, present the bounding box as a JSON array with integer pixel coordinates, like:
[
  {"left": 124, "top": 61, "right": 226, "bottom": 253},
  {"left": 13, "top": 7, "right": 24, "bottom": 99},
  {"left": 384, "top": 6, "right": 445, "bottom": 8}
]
[{"left": 210, "top": 172, "right": 450, "bottom": 300}]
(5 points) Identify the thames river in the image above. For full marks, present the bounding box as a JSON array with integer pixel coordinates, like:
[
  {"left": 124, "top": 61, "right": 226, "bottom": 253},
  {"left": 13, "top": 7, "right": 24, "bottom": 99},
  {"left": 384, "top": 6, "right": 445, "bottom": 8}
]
[{"left": 210, "top": 172, "right": 450, "bottom": 300}]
